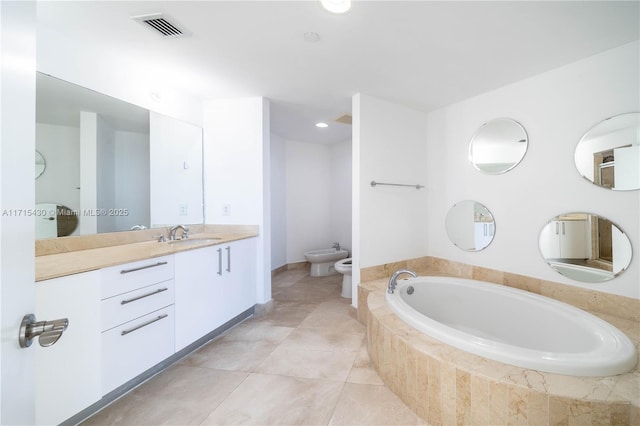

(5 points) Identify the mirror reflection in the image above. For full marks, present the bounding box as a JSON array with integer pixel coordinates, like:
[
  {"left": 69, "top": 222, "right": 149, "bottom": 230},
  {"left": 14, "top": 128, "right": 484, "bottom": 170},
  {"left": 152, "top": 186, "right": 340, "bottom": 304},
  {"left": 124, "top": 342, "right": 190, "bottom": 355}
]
[
  {"left": 574, "top": 112, "right": 639, "bottom": 191},
  {"left": 35, "top": 203, "right": 79, "bottom": 239},
  {"left": 538, "top": 213, "right": 632, "bottom": 283},
  {"left": 469, "top": 118, "right": 528, "bottom": 174},
  {"left": 35, "top": 151, "right": 46, "bottom": 179},
  {"left": 445, "top": 200, "right": 495, "bottom": 251},
  {"left": 35, "top": 72, "right": 204, "bottom": 238}
]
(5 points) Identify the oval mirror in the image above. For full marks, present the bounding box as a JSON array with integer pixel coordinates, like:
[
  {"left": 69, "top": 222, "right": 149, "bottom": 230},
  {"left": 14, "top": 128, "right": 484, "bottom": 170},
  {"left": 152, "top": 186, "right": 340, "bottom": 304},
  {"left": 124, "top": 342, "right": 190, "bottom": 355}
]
[
  {"left": 35, "top": 151, "right": 46, "bottom": 179},
  {"left": 469, "top": 118, "right": 528, "bottom": 174},
  {"left": 574, "top": 112, "right": 639, "bottom": 191},
  {"left": 538, "top": 212, "right": 632, "bottom": 283},
  {"left": 445, "top": 200, "right": 495, "bottom": 251},
  {"left": 35, "top": 203, "right": 79, "bottom": 239}
]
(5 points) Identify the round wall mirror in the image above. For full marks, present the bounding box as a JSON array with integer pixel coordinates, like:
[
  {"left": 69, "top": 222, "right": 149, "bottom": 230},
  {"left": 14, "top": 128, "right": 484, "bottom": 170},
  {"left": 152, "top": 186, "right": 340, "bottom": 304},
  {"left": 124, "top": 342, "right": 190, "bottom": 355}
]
[
  {"left": 469, "top": 118, "right": 528, "bottom": 174},
  {"left": 445, "top": 200, "right": 495, "bottom": 251},
  {"left": 35, "top": 203, "right": 79, "bottom": 239},
  {"left": 574, "top": 112, "right": 639, "bottom": 191},
  {"left": 35, "top": 151, "right": 46, "bottom": 179},
  {"left": 538, "top": 212, "right": 632, "bottom": 283}
]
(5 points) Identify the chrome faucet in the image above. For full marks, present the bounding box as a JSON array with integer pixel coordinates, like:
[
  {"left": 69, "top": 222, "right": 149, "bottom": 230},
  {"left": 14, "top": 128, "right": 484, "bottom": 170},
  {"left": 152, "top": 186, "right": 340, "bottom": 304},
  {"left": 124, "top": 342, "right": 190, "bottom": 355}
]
[
  {"left": 388, "top": 269, "right": 417, "bottom": 294},
  {"left": 169, "top": 225, "right": 189, "bottom": 241},
  {"left": 332, "top": 242, "right": 341, "bottom": 251}
]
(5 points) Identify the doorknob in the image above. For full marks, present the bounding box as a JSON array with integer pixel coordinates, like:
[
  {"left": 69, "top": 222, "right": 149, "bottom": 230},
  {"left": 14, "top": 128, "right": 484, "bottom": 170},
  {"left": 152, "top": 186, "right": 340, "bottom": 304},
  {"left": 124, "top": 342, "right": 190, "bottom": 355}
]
[{"left": 19, "top": 314, "right": 69, "bottom": 348}]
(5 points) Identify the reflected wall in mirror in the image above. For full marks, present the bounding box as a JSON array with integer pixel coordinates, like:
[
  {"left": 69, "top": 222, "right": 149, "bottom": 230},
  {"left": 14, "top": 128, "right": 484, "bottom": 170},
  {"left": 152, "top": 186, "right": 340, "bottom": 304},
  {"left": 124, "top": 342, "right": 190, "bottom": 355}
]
[
  {"left": 469, "top": 118, "right": 528, "bottom": 174},
  {"left": 35, "top": 72, "right": 204, "bottom": 238},
  {"left": 445, "top": 200, "right": 495, "bottom": 251},
  {"left": 35, "top": 151, "right": 46, "bottom": 179},
  {"left": 538, "top": 212, "right": 632, "bottom": 283},
  {"left": 574, "top": 112, "right": 640, "bottom": 191}
]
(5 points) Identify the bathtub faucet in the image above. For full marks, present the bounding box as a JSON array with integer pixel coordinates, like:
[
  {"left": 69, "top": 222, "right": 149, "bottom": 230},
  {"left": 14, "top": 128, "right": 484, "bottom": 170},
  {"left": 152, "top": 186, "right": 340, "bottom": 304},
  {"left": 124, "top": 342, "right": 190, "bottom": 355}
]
[{"left": 388, "top": 269, "right": 417, "bottom": 294}]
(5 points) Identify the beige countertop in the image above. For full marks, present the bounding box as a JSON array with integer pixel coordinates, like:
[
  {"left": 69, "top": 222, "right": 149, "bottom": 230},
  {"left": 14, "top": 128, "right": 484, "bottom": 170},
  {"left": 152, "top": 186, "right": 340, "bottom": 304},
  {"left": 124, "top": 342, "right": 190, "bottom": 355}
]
[{"left": 36, "top": 226, "right": 258, "bottom": 282}]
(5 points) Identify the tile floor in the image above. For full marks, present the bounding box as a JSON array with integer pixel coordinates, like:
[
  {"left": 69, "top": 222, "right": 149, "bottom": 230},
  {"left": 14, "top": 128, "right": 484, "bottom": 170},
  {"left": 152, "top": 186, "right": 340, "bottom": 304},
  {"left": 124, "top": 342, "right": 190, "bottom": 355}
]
[{"left": 83, "top": 269, "right": 425, "bottom": 425}]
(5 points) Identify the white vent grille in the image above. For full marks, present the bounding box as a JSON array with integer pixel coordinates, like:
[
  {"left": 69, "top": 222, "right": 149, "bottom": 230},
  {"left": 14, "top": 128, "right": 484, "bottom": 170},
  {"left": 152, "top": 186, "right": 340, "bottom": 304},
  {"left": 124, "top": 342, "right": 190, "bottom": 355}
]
[{"left": 132, "top": 13, "right": 186, "bottom": 38}]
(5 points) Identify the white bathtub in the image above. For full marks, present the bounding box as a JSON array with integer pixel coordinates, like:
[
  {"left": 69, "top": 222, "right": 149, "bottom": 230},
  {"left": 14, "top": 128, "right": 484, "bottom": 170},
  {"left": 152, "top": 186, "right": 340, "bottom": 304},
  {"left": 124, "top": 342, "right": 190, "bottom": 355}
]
[{"left": 386, "top": 276, "right": 637, "bottom": 376}]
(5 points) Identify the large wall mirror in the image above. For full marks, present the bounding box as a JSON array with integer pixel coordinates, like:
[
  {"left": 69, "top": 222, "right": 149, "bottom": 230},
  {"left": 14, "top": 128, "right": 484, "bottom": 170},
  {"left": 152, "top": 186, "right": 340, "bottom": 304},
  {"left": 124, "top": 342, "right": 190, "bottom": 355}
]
[
  {"left": 445, "top": 200, "right": 496, "bottom": 251},
  {"left": 468, "top": 118, "right": 528, "bottom": 174},
  {"left": 574, "top": 112, "right": 639, "bottom": 191},
  {"left": 538, "top": 212, "right": 632, "bottom": 283},
  {"left": 35, "top": 72, "right": 204, "bottom": 239}
]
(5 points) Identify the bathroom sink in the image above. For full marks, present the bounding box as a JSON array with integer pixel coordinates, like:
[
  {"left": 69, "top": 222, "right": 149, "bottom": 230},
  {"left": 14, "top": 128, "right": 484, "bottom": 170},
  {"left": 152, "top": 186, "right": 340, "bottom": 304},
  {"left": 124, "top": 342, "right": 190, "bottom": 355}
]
[{"left": 168, "top": 238, "right": 221, "bottom": 246}]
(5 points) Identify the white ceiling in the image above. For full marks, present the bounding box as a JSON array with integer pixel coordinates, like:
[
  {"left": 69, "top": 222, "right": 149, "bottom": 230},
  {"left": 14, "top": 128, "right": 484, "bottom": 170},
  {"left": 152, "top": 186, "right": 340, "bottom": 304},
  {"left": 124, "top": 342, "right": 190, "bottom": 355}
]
[{"left": 35, "top": 1, "right": 639, "bottom": 144}]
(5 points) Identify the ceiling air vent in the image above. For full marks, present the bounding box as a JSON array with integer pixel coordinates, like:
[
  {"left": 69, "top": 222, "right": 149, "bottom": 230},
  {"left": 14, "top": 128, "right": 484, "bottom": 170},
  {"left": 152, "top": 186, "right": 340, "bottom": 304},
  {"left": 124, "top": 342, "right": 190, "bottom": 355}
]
[{"left": 131, "top": 13, "right": 187, "bottom": 38}]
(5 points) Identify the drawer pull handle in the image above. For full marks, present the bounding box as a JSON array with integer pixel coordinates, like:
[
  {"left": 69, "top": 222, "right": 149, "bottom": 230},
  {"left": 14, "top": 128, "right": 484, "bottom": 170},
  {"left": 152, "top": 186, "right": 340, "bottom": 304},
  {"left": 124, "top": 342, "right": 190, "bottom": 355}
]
[
  {"left": 121, "top": 288, "right": 168, "bottom": 305},
  {"left": 120, "top": 261, "right": 168, "bottom": 274},
  {"left": 121, "top": 314, "right": 168, "bottom": 336}
]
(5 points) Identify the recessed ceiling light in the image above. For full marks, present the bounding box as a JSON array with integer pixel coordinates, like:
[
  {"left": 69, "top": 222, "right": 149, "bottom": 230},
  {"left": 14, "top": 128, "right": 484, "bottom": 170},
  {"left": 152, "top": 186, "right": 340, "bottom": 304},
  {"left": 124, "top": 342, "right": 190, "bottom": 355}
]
[
  {"left": 304, "top": 32, "right": 320, "bottom": 43},
  {"left": 320, "top": 0, "right": 352, "bottom": 14},
  {"left": 316, "top": 122, "right": 329, "bottom": 128}
]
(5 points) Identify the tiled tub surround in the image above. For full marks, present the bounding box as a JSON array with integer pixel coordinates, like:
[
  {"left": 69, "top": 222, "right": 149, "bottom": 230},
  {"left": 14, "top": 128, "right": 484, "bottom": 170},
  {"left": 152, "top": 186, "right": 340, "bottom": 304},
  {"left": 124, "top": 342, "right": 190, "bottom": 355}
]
[
  {"left": 35, "top": 224, "right": 258, "bottom": 281},
  {"left": 359, "top": 257, "right": 639, "bottom": 425}
]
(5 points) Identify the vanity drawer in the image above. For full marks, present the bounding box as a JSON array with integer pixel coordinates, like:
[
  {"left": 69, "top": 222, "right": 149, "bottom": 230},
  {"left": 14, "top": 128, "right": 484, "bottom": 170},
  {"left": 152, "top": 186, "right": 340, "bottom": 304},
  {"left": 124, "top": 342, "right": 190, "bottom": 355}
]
[
  {"left": 101, "top": 255, "right": 174, "bottom": 299},
  {"left": 101, "top": 279, "right": 175, "bottom": 331},
  {"left": 102, "top": 305, "right": 175, "bottom": 395}
]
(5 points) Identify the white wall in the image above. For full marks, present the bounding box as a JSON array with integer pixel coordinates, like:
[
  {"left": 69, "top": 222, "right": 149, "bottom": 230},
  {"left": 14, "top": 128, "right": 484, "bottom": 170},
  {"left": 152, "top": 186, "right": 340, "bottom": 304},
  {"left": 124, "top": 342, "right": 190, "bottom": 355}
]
[
  {"left": 203, "top": 97, "right": 271, "bottom": 303},
  {"left": 330, "top": 140, "right": 353, "bottom": 256},
  {"left": 354, "top": 94, "right": 430, "bottom": 270},
  {"left": 96, "top": 115, "right": 116, "bottom": 233},
  {"left": 425, "top": 41, "right": 640, "bottom": 299},
  {"left": 149, "top": 111, "right": 203, "bottom": 228},
  {"left": 79, "top": 112, "right": 97, "bottom": 234},
  {"left": 35, "top": 123, "right": 80, "bottom": 214},
  {"left": 114, "top": 130, "right": 150, "bottom": 230},
  {"left": 270, "top": 133, "right": 287, "bottom": 270},
  {"left": 36, "top": 25, "right": 202, "bottom": 127},
  {"left": 269, "top": 135, "right": 353, "bottom": 268}
]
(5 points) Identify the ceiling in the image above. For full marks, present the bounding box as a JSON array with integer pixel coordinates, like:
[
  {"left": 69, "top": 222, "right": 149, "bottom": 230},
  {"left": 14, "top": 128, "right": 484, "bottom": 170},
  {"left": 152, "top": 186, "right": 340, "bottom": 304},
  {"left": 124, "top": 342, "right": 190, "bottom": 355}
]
[{"left": 35, "top": 1, "right": 640, "bottom": 145}]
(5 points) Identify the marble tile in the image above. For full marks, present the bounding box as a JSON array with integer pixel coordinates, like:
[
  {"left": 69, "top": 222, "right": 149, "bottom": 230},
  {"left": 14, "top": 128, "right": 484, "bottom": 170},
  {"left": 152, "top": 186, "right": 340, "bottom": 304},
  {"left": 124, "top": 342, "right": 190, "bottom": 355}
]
[
  {"left": 278, "top": 327, "right": 365, "bottom": 352},
  {"left": 504, "top": 271, "right": 542, "bottom": 294},
  {"left": 415, "top": 352, "right": 430, "bottom": 421},
  {"left": 347, "top": 365, "right": 385, "bottom": 385},
  {"left": 541, "top": 279, "right": 591, "bottom": 311},
  {"left": 298, "top": 307, "right": 366, "bottom": 335},
  {"left": 610, "top": 402, "right": 631, "bottom": 426},
  {"left": 178, "top": 338, "right": 278, "bottom": 372},
  {"left": 248, "top": 301, "right": 316, "bottom": 327},
  {"left": 528, "top": 390, "right": 549, "bottom": 426},
  {"left": 589, "top": 290, "right": 640, "bottom": 322},
  {"left": 470, "top": 375, "right": 489, "bottom": 425},
  {"left": 489, "top": 382, "right": 508, "bottom": 426},
  {"left": 427, "top": 358, "right": 442, "bottom": 426},
  {"left": 456, "top": 369, "right": 472, "bottom": 425},
  {"left": 201, "top": 373, "right": 344, "bottom": 425},
  {"left": 357, "top": 286, "right": 369, "bottom": 325},
  {"left": 329, "top": 383, "right": 425, "bottom": 426},
  {"left": 507, "top": 384, "right": 528, "bottom": 425},
  {"left": 255, "top": 345, "right": 357, "bottom": 381},
  {"left": 406, "top": 256, "right": 431, "bottom": 275},
  {"left": 82, "top": 365, "right": 248, "bottom": 425},
  {"left": 473, "top": 266, "right": 504, "bottom": 285},
  {"left": 220, "top": 323, "right": 294, "bottom": 344},
  {"left": 439, "top": 363, "right": 457, "bottom": 426}
]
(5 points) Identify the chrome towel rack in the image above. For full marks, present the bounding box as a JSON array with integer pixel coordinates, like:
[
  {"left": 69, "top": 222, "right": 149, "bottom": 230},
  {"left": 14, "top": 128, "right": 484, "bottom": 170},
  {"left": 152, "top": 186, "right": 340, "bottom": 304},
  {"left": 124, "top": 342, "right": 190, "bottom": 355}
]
[{"left": 370, "top": 180, "right": 424, "bottom": 190}]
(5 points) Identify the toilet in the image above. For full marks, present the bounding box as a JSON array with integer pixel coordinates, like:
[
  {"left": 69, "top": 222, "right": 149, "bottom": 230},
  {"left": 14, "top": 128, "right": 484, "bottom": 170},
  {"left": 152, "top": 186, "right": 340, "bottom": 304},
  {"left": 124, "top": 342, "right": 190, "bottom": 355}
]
[
  {"left": 303, "top": 248, "right": 348, "bottom": 276},
  {"left": 334, "top": 258, "right": 352, "bottom": 298}
]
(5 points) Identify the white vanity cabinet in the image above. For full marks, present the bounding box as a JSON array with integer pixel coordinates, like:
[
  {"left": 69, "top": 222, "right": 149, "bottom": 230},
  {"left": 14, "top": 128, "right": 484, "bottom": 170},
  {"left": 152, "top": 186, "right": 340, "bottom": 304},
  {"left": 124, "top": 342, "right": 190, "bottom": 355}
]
[
  {"left": 540, "top": 220, "right": 588, "bottom": 259},
  {"left": 474, "top": 221, "right": 494, "bottom": 249},
  {"left": 174, "top": 238, "right": 256, "bottom": 351},
  {"left": 174, "top": 245, "right": 224, "bottom": 351},
  {"left": 35, "top": 270, "right": 102, "bottom": 426},
  {"left": 100, "top": 255, "right": 175, "bottom": 395},
  {"left": 221, "top": 238, "right": 256, "bottom": 320}
]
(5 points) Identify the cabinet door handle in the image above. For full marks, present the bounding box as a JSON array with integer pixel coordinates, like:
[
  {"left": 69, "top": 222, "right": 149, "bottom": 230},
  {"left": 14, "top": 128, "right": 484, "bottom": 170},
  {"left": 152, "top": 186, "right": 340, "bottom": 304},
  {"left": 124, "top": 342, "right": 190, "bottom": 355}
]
[
  {"left": 121, "top": 314, "right": 168, "bottom": 336},
  {"left": 217, "top": 248, "right": 223, "bottom": 276},
  {"left": 562, "top": 222, "right": 565, "bottom": 235},
  {"left": 555, "top": 222, "right": 559, "bottom": 235},
  {"left": 226, "top": 246, "right": 231, "bottom": 273},
  {"left": 484, "top": 224, "right": 487, "bottom": 236},
  {"left": 120, "top": 261, "right": 168, "bottom": 274},
  {"left": 121, "top": 288, "right": 168, "bottom": 305}
]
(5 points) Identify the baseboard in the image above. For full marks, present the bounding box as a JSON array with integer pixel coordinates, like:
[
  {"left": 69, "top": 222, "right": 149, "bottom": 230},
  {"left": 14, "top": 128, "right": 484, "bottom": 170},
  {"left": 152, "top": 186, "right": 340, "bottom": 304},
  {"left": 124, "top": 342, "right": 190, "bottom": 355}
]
[{"left": 254, "top": 299, "right": 274, "bottom": 317}]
